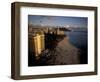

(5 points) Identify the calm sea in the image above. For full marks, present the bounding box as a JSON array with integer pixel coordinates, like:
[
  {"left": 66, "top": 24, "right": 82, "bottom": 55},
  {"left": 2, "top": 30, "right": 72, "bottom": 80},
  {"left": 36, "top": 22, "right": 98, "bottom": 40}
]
[{"left": 65, "top": 28, "right": 87, "bottom": 49}]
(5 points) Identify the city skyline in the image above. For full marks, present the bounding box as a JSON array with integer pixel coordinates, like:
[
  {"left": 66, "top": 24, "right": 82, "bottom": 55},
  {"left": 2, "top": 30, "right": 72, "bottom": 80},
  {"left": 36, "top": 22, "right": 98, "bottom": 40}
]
[{"left": 28, "top": 15, "right": 88, "bottom": 28}]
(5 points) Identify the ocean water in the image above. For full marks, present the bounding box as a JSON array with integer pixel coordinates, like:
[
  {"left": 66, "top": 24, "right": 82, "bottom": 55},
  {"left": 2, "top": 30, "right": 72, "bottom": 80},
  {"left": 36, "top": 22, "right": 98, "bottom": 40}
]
[{"left": 65, "top": 28, "right": 87, "bottom": 49}]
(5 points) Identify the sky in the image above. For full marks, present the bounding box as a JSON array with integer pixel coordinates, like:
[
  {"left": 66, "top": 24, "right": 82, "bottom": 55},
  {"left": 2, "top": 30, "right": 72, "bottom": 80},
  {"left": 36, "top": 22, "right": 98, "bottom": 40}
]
[{"left": 28, "top": 15, "right": 88, "bottom": 28}]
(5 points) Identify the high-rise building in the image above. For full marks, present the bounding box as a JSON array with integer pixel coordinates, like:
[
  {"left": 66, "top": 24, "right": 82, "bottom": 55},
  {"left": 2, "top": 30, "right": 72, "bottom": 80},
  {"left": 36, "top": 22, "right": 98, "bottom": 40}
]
[{"left": 29, "top": 33, "right": 45, "bottom": 58}]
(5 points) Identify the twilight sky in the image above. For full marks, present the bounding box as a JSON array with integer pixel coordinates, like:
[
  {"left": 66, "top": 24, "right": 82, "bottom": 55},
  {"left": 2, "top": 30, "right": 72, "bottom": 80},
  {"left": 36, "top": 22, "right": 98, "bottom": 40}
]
[{"left": 28, "top": 15, "right": 88, "bottom": 28}]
